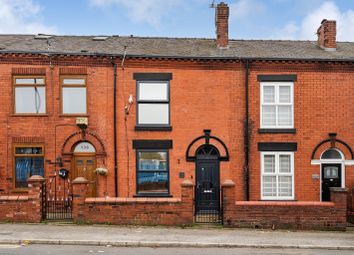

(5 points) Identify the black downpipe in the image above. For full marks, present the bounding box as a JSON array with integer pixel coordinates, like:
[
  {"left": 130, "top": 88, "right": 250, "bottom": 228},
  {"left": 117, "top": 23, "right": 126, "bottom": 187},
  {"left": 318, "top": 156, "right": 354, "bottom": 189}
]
[
  {"left": 113, "top": 62, "right": 118, "bottom": 197},
  {"left": 244, "top": 60, "right": 250, "bottom": 201}
]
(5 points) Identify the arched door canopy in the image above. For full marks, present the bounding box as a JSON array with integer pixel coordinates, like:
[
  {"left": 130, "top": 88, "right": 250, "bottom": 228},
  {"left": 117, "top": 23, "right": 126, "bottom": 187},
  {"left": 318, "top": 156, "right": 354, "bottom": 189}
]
[
  {"left": 61, "top": 129, "right": 106, "bottom": 156},
  {"left": 311, "top": 133, "right": 353, "bottom": 160},
  {"left": 186, "top": 130, "right": 229, "bottom": 162}
]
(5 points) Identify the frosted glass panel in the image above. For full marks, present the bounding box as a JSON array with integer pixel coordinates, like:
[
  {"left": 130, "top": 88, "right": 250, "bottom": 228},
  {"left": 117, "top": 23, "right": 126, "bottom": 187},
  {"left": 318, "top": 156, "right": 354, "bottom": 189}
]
[
  {"left": 15, "top": 87, "right": 46, "bottom": 113},
  {"left": 279, "top": 86, "right": 291, "bottom": 103},
  {"left": 138, "top": 104, "right": 169, "bottom": 124},
  {"left": 62, "top": 87, "right": 87, "bottom": 114},
  {"left": 16, "top": 78, "right": 44, "bottom": 85},
  {"left": 262, "top": 176, "right": 277, "bottom": 197},
  {"left": 264, "top": 155, "right": 275, "bottom": 173},
  {"left": 278, "top": 176, "right": 292, "bottom": 197},
  {"left": 278, "top": 105, "right": 292, "bottom": 126},
  {"left": 279, "top": 155, "right": 291, "bottom": 173},
  {"left": 139, "top": 82, "right": 168, "bottom": 101},
  {"left": 263, "top": 86, "right": 275, "bottom": 103},
  {"left": 63, "top": 79, "right": 85, "bottom": 85},
  {"left": 262, "top": 105, "right": 276, "bottom": 126}
]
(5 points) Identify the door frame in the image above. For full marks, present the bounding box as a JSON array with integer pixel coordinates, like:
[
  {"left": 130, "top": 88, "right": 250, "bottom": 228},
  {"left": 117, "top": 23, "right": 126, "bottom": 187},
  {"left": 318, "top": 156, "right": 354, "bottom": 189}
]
[
  {"left": 319, "top": 149, "right": 345, "bottom": 201},
  {"left": 195, "top": 156, "right": 221, "bottom": 214}
]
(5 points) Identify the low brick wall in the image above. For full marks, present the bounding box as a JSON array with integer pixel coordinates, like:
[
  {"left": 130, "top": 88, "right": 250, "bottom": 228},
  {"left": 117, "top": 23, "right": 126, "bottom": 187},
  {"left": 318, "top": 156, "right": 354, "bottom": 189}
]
[
  {"left": 222, "top": 180, "right": 348, "bottom": 231},
  {"left": 72, "top": 178, "right": 194, "bottom": 226},
  {"left": 0, "top": 176, "right": 44, "bottom": 223}
]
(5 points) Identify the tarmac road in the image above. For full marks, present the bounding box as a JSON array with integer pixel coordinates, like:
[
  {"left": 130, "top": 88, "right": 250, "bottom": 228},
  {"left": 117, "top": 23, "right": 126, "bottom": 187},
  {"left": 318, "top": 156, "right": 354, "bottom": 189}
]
[{"left": 0, "top": 245, "right": 354, "bottom": 255}]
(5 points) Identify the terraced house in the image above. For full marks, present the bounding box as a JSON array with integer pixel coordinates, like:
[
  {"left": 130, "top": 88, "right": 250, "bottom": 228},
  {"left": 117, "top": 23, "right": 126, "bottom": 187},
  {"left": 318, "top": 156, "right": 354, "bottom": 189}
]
[{"left": 0, "top": 2, "right": 353, "bottom": 230}]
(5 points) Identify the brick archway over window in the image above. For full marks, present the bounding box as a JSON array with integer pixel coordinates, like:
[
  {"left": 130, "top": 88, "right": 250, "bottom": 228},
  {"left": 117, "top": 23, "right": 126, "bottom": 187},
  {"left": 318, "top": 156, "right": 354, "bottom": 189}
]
[
  {"left": 311, "top": 133, "right": 353, "bottom": 160},
  {"left": 186, "top": 129, "right": 229, "bottom": 162}
]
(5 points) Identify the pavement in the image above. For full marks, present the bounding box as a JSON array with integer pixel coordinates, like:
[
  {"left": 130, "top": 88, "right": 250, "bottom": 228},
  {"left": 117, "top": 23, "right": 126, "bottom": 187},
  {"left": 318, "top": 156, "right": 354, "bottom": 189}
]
[{"left": 0, "top": 223, "right": 353, "bottom": 250}]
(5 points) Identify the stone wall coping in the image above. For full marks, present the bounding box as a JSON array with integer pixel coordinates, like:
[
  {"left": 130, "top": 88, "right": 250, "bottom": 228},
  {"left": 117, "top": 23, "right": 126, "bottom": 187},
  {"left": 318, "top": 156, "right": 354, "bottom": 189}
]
[
  {"left": 0, "top": 195, "right": 29, "bottom": 201},
  {"left": 181, "top": 180, "right": 193, "bottom": 187},
  {"left": 235, "top": 201, "right": 335, "bottom": 207},
  {"left": 72, "top": 177, "right": 89, "bottom": 184},
  {"left": 330, "top": 187, "right": 348, "bottom": 193},
  {"left": 85, "top": 197, "right": 182, "bottom": 204},
  {"left": 27, "top": 175, "right": 45, "bottom": 182},
  {"left": 222, "top": 179, "right": 235, "bottom": 187}
]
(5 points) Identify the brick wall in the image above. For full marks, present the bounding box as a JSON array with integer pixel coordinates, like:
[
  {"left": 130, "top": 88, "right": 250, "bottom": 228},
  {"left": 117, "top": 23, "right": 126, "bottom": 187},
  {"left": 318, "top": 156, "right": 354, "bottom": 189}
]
[
  {"left": 0, "top": 176, "right": 44, "bottom": 223},
  {"left": 222, "top": 180, "right": 348, "bottom": 230},
  {"left": 72, "top": 178, "right": 194, "bottom": 226}
]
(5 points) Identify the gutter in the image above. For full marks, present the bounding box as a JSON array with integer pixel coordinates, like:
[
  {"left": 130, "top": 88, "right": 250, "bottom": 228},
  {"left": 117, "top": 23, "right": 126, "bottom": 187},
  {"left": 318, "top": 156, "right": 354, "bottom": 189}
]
[{"left": 1, "top": 50, "right": 354, "bottom": 63}]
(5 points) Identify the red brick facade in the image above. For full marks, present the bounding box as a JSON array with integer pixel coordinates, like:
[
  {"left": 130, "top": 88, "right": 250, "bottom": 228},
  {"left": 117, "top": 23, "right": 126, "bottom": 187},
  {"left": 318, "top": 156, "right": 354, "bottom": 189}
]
[{"left": 0, "top": 11, "right": 353, "bottom": 229}]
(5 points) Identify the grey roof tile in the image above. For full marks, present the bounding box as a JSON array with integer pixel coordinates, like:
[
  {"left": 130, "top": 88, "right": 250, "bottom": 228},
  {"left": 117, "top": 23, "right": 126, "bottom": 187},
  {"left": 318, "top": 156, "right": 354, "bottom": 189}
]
[{"left": 0, "top": 34, "right": 354, "bottom": 60}]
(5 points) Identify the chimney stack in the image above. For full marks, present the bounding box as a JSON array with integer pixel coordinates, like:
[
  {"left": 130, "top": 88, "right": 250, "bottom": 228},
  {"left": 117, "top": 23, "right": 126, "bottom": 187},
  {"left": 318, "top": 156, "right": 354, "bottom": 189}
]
[
  {"left": 317, "top": 19, "right": 336, "bottom": 51},
  {"left": 215, "top": 2, "right": 229, "bottom": 48}
]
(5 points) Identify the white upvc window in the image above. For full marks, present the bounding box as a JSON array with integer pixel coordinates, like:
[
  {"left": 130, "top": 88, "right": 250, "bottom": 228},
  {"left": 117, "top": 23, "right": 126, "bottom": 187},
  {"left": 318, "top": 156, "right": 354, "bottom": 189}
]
[
  {"left": 260, "top": 82, "right": 294, "bottom": 128},
  {"left": 261, "top": 152, "right": 294, "bottom": 200}
]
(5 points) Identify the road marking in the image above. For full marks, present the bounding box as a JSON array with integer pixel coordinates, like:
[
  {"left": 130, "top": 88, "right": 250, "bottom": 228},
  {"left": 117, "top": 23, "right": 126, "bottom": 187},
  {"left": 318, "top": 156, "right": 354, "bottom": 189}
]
[{"left": 0, "top": 244, "right": 20, "bottom": 249}]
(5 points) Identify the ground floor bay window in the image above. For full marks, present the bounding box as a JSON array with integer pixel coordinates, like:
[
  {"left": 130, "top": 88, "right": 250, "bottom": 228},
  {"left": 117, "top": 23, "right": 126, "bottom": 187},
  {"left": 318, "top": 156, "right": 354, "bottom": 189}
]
[
  {"left": 14, "top": 145, "right": 44, "bottom": 189},
  {"left": 261, "top": 152, "right": 294, "bottom": 200}
]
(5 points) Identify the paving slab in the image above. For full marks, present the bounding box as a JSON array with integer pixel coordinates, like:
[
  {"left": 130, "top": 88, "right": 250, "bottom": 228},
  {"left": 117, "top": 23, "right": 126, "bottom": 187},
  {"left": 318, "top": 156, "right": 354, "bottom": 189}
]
[{"left": 0, "top": 223, "right": 353, "bottom": 250}]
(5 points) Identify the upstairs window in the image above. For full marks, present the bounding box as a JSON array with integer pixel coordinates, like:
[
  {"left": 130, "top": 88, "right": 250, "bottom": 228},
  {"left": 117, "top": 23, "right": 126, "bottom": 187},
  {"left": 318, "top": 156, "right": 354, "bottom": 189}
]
[
  {"left": 14, "top": 76, "right": 46, "bottom": 114},
  {"left": 61, "top": 76, "right": 87, "bottom": 115},
  {"left": 14, "top": 145, "right": 44, "bottom": 189},
  {"left": 137, "top": 81, "right": 169, "bottom": 126},
  {"left": 261, "top": 82, "right": 294, "bottom": 128}
]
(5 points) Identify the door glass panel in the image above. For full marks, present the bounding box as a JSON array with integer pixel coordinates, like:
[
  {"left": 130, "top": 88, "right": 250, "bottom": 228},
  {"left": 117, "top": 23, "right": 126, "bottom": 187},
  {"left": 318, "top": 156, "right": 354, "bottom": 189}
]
[
  {"left": 324, "top": 166, "right": 339, "bottom": 178},
  {"left": 76, "top": 160, "right": 83, "bottom": 165},
  {"left": 87, "top": 160, "right": 94, "bottom": 165}
]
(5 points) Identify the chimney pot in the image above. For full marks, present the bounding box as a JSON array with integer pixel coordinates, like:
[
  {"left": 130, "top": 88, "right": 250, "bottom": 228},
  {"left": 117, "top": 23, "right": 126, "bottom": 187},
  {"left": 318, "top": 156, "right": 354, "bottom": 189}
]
[
  {"left": 317, "top": 19, "right": 336, "bottom": 51},
  {"left": 215, "top": 2, "right": 229, "bottom": 48}
]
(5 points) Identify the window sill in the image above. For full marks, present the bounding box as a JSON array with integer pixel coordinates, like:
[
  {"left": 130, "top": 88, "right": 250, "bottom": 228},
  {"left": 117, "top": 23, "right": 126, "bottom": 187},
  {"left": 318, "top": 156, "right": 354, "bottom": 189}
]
[
  {"left": 134, "top": 193, "right": 172, "bottom": 198},
  {"left": 11, "top": 114, "right": 49, "bottom": 117},
  {"left": 135, "top": 126, "right": 172, "bottom": 131},
  {"left": 258, "top": 128, "right": 296, "bottom": 134},
  {"left": 59, "top": 114, "right": 89, "bottom": 117},
  {"left": 11, "top": 189, "right": 29, "bottom": 194}
]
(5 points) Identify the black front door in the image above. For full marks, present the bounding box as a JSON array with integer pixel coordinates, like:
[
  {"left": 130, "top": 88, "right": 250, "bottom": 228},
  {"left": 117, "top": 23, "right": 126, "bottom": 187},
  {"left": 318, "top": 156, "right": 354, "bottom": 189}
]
[
  {"left": 195, "top": 159, "right": 220, "bottom": 222},
  {"left": 321, "top": 164, "right": 342, "bottom": 201}
]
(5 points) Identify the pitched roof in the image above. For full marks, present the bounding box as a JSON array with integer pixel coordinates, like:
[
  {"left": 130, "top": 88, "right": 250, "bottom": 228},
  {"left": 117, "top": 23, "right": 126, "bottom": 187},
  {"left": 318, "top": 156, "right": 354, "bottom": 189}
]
[{"left": 0, "top": 34, "right": 354, "bottom": 61}]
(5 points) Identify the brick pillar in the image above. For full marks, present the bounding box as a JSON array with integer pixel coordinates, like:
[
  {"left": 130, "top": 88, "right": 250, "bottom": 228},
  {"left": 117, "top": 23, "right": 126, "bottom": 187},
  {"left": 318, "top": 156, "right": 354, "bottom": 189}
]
[
  {"left": 330, "top": 187, "right": 348, "bottom": 230},
  {"left": 181, "top": 180, "right": 194, "bottom": 225},
  {"left": 27, "top": 175, "right": 45, "bottom": 223},
  {"left": 222, "top": 179, "right": 235, "bottom": 226},
  {"left": 72, "top": 177, "right": 89, "bottom": 221}
]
